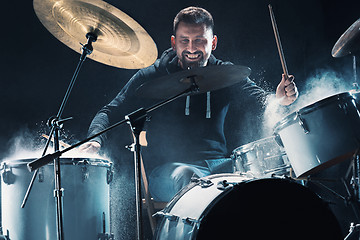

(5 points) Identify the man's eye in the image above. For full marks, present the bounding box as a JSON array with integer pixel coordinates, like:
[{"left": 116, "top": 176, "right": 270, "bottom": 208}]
[{"left": 181, "top": 39, "right": 189, "bottom": 44}]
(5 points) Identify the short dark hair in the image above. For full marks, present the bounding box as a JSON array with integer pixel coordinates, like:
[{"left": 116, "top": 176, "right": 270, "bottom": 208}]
[{"left": 173, "top": 6, "right": 214, "bottom": 35}]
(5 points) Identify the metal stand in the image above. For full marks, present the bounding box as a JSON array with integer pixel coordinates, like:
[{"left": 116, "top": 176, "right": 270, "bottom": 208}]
[
  {"left": 353, "top": 55, "right": 359, "bottom": 91},
  {"left": 28, "top": 77, "right": 200, "bottom": 240},
  {"left": 306, "top": 149, "right": 360, "bottom": 240},
  {"left": 21, "top": 32, "right": 97, "bottom": 240}
]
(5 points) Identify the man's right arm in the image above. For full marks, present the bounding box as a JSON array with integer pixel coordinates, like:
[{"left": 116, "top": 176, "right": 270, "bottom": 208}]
[{"left": 80, "top": 70, "right": 147, "bottom": 153}]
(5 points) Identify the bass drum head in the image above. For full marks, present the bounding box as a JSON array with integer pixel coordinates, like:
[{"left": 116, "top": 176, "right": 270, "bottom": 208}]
[{"left": 196, "top": 178, "right": 342, "bottom": 239}]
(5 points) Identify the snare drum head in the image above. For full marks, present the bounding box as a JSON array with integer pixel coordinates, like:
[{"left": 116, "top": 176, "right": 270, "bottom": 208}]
[{"left": 156, "top": 175, "right": 342, "bottom": 240}]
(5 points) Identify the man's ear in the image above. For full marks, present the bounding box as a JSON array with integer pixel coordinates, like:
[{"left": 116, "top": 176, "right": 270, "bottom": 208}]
[
  {"left": 171, "top": 35, "right": 176, "bottom": 50},
  {"left": 212, "top": 35, "right": 218, "bottom": 51}
]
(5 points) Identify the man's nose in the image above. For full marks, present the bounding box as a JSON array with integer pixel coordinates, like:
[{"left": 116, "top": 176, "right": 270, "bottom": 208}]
[{"left": 188, "top": 41, "right": 197, "bottom": 52}]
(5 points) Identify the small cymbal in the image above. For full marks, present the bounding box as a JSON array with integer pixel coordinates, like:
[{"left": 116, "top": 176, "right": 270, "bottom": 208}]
[
  {"left": 332, "top": 18, "right": 360, "bottom": 58},
  {"left": 136, "top": 65, "right": 251, "bottom": 99},
  {"left": 33, "top": 0, "right": 158, "bottom": 69}
]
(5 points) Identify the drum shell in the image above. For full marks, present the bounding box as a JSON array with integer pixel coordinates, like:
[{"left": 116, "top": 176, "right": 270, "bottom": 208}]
[
  {"left": 231, "top": 136, "right": 290, "bottom": 177},
  {"left": 274, "top": 92, "right": 360, "bottom": 178},
  {"left": 154, "top": 174, "right": 342, "bottom": 240},
  {"left": 1, "top": 158, "right": 112, "bottom": 240}
]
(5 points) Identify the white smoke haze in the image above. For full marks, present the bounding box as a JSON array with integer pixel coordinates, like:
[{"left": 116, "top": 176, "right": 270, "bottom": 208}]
[
  {"left": 1, "top": 126, "right": 108, "bottom": 163},
  {"left": 262, "top": 69, "right": 356, "bottom": 136}
]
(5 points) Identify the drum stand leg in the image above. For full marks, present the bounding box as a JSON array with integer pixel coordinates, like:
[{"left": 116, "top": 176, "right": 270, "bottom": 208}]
[
  {"left": 305, "top": 149, "right": 360, "bottom": 239},
  {"left": 343, "top": 149, "right": 360, "bottom": 240}
]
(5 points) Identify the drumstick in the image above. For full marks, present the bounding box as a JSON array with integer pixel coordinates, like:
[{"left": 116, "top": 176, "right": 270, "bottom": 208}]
[
  {"left": 41, "top": 134, "right": 71, "bottom": 148},
  {"left": 268, "top": 4, "right": 289, "bottom": 79}
]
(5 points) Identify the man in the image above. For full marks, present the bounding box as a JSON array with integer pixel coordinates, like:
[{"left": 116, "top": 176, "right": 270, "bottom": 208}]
[{"left": 80, "top": 6, "right": 298, "bottom": 202}]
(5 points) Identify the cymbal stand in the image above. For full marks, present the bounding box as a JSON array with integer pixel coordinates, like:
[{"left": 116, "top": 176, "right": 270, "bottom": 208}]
[
  {"left": 343, "top": 148, "right": 360, "bottom": 240},
  {"left": 21, "top": 32, "right": 97, "bottom": 240},
  {"left": 353, "top": 55, "right": 359, "bottom": 91},
  {"left": 27, "top": 76, "right": 200, "bottom": 240}
]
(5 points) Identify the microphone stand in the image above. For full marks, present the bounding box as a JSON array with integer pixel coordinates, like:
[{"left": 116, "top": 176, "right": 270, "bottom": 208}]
[
  {"left": 27, "top": 77, "right": 200, "bottom": 240},
  {"left": 21, "top": 32, "right": 97, "bottom": 240}
]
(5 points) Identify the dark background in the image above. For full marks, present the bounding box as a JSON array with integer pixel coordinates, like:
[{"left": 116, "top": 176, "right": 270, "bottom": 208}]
[{"left": 1, "top": 0, "right": 360, "bottom": 239}]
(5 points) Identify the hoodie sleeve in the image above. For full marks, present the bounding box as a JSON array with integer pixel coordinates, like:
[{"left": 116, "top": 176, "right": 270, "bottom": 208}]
[{"left": 87, "top": 70, "right": 147, "bottom": 145}]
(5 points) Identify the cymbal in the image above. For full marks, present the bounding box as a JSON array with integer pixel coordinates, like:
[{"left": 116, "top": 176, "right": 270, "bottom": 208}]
[
  {"left": 332, "top": 18, "right": 360, "bottom": 58},
  {"left": 136, "top": 65, "right": 251, "bottom": 99},
  {"left": 33, "top": 0, "right": 158, "bottom": 69}
]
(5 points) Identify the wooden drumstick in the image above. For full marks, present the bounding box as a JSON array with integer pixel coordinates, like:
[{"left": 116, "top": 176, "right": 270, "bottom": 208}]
[
  {"left": 268, "top": 4, "right": 289, "bottom": 79},
  {"left": 41, "top": 134, "right": 71, "bottom": 148}
]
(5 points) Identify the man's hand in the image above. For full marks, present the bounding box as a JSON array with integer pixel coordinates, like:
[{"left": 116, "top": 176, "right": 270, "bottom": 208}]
[
  {"left": 276, "top": 74, "right": 298, "bottom": 106},
  {"left": 79, "top": 141, "right": 101, "bottom": 153}
]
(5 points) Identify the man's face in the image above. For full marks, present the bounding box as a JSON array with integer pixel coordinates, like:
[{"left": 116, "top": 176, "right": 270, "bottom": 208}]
[{"left": 171, "top": 22, "right": 217, "bottom": 69}]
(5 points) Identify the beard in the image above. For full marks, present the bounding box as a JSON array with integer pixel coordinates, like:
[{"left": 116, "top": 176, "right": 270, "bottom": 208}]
[{"left": 180, "top": 51, "right": 205, "bottom": 69}]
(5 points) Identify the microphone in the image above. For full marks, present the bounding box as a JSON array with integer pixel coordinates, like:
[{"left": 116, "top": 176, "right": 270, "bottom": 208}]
[{"left": 27, "top": 151, "right": 62, "bottom": 172}]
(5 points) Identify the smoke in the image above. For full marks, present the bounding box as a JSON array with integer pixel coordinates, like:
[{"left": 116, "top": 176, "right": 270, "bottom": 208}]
[
  {"left": 1, "top": 125, "right": 108, "bottom": 163},
  {"left": 262, "top": 69, "right": 355, "bottom": 136}
]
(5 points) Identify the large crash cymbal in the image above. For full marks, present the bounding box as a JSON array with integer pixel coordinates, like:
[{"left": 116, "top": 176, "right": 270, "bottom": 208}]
[
  {"left": 332, "top": 18, "right": 360, "bottom": 58},
  {"left": 136, "top": 65, "right": 251, "bottom": 99},
  {"left": 33, "top": 0, "right": 158, "bottom": 69}
]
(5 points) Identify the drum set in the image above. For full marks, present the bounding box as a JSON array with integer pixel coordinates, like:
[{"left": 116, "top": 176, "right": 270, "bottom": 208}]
[{"left": 1, "top": 0, "right": 360, "bottom": 239}]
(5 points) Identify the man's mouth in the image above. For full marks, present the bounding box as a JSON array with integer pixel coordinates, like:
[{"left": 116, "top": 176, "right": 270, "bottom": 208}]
[{"left": 184, "top": 52, "right": 202, "bottom": 61}]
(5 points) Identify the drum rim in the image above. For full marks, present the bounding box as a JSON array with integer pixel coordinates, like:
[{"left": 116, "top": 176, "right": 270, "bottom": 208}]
[
  {"left": 1, "top": 158, "right": 112, "bottom": 168},
  {"left": 273, "top": 91, "right": 355, "bottom": 133},
  {"left": 231, "top": 136, "right": 282, "bottom": 155}
]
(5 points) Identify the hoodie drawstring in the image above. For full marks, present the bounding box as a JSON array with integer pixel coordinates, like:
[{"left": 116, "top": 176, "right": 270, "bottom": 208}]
[{"left": 185, "top": 92, "right": 211, "bottom": 118}]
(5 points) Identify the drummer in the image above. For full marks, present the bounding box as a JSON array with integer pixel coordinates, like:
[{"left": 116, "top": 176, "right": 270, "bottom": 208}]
[{"left": 80, "top": 6, "right": 298, "bottom": 202}]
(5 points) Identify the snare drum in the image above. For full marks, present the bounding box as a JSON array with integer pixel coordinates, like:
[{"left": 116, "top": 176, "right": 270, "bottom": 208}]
[
  {"left": 231, "top": 136, "right": 290, "bottom": 178},
  {"left": 1, "top": 158, "right": 113, "bottom": 240},
  {"left": 154, "top": 174, "right": 342, "bottom": 240},
  {"left": 274, "top": 92, "right": 360, "bottom": 178}
]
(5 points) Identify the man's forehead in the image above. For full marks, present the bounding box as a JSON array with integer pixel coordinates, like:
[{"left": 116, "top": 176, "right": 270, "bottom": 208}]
[{"left": 175, "top": 22, "right": 213, "bottom": 37}]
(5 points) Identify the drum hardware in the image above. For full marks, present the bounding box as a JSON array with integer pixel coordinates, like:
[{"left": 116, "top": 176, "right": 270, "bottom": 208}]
[
  {"left": 217, "top": 179, "right": 237, "bottom": 190},
  {"left": 0, "top": 165, "right": 15, "bottom": 185},
  {"left": 232, "top": 136, "right": 291, "bottom": 178},
  {"left": 154, "top": 174, "right": 343, "bottom": 239},
  {"left": 97, "top": 212, "right": 114, "bottom": 240},
  {"left": 21, "top": 26, "right": 96, "bottom": 239},
  {"left": 345, "top": 223, "right": 360, "bottom": 240},
  {"left": 0, "top": 228, "right": 9, "bottom": 240},
  {"left": 81, "top": 165, "right": 89, "bottom": 182},
  {"left": 191, "top": 178, "right": 213, "bottom": 188},
  {"left": 274, "top": 92, "right": 360, "bottom": 179},
  {"left": 304, "top": 149, "right": 360, "bottom": 239},
  {"left": 22, "top": 0, "right": 158, "bottom": 238},
  {"left": 153, "top": 211, "right": 180, "bottom": 222},
  {"left": 296, "top": 112, "right": 310, "bottom": 134},
  {"left": 30, "top": 64, "right": 252, "bottom": 239}
]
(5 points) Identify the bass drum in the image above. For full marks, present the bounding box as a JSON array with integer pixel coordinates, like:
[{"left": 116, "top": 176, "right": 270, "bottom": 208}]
[
  {"left": 155, "top": 174, "right": 342, "bottom": 240},
  {"left": 1, "top": 158, "right": 113, "bottom": 240}
]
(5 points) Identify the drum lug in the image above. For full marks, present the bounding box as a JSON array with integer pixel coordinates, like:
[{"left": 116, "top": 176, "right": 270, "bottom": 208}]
[
  {"left": 217, "top": 180, "right": 236, "bottom": 190},
  {"left": 107, "top": 169, "right": 113, "bottom": 184},
  {"left": 38, "top": 167, "right": 44, "bottom": 182},
  {"left": 200, "top": 179, "right": 213, "bottom": 188},
  {"left": 297, "top": 112, "right": 309, "bottom": 134},
  {"left": 1, "top": 164, "right": 15, "bottom": 185},
  {"left": 154, "top": 211, "right": 179, "bottom": 222},
  {"left": 274, "top": 133, "right": 284, "bottom": 148},
  {"left": 182, "top": 217, "right": 199, "bottom": 226},
  {"left": 81, "top": 165, "right": 89, "bottom": 182}
]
